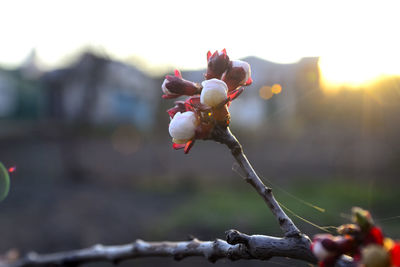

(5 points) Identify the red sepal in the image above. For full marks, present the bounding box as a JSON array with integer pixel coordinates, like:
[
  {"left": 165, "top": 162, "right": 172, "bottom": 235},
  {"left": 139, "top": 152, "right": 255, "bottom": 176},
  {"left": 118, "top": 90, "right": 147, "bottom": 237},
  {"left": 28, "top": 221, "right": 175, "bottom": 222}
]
[
  {"left": 187, "top": 95, "right": 200, "bottom": 106},
  {"left": 245, "top": 77, "right": 253, "bottom": 85},
  {"left": 167, "top": 101, "right": 187, "bottom": 118},
  {"left": 366, "top": 227, "right": 384, "bottom": 245},
  {"left": 184, "top": 140, "right": 195, "bottom": 154},
  {"left": 174, "top": 69, "right": 182, "bottom": 78},
  {"left": 390, "top": 242, "right": 400, "bottom": 266},
  {"left": 228, "top": 87, "right": 244, "bottom": 101},
  {"left": 172, "top": 143, "right": 185, "bottom": 150},
  {"left": 162, "top": 94, "right": 179, "bottom": 99}
]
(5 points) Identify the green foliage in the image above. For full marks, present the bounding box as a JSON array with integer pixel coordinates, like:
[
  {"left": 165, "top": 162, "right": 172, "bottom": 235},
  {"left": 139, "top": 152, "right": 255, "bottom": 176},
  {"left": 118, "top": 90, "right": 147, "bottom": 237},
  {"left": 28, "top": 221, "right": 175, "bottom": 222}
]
[{"left": 144, "top": 177, "right": 399, "bottom": 238}]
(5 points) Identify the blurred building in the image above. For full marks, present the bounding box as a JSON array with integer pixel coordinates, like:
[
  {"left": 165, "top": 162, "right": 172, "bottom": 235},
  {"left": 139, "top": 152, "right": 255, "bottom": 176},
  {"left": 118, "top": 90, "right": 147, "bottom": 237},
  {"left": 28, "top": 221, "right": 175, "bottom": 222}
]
[
  {"left": 42, "top": 52, "right": 159, "bottom": 130},
  {"left": 1, "top": 51, "right": 321, "bottom": 132},
  {"left": 0, "top": 69, "right": 17, "bottom": 118}
]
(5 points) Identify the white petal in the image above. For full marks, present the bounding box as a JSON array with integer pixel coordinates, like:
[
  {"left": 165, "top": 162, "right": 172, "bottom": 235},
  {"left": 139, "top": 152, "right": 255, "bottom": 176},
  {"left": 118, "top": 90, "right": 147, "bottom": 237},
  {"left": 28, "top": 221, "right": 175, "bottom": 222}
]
[
  {"left": 168, "top": 111, "right": 197, "bottom": 141},
  {"left": 200, "top": 79, "right": 228, "bottom": 107}
]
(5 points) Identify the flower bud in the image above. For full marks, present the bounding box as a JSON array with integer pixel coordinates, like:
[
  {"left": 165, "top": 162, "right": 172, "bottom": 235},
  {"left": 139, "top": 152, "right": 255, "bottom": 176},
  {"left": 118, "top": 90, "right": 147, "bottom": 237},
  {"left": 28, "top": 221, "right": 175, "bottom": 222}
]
[
  {"left": 200, "top": 79, "right": 228, "bottom": 107},
  {"left": 352, "top": 207, "right": 374, "bottom": 231},
  {"left": 162, "top": 69, "right": 202, "bottom": 99},
  {"left": 168, "top": 111, "right": 198, "bottom": 143},
  {"left": 223, "top": 60, "right": 252, "bottom": 92},
  {"left": 312, "top": 239, "right": 336, "bottom": 262},
  {"left": 365, "top": 227, "right": 384, "bottom": 246},
  {"left": 361, "top": 244, "right": 390, "bottom": 267},
  {"left": 337, "top": 224, "right": 360, "bottom": 235},
  {"left": 205, "top": 49, "right": 230, "bottom": 80}
]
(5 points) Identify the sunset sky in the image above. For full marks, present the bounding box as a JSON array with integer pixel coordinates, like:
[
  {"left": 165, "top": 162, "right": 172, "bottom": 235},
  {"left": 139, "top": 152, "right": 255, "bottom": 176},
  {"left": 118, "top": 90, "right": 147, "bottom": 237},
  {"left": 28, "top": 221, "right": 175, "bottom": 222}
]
[{"left": 1, "top": 0, "right": 399, "bottom": 86}]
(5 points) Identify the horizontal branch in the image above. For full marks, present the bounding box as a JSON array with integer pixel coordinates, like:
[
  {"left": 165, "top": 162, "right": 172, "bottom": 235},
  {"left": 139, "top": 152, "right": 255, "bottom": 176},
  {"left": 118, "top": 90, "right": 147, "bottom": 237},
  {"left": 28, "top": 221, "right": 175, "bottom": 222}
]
[
  {"left": 225, "top": 230, "right": 355, "bottom": 267},
  {"left": 8, "top": 238, "right": 251, "bottom": 267},
  {"left": 7, "top": 231, "right": 318, "bottom": 267},
  {"left": 6, "top": 230, "right": 356, "bottom": 267},
  {"left": 226, "top": 230, "right": 315, "bottom": 262}
]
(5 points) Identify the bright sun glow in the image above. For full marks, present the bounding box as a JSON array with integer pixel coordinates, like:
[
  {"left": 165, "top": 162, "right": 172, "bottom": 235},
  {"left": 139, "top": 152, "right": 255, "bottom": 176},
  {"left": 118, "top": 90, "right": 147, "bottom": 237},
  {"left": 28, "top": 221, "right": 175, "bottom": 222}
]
[
  {"left": 315, "top": 1, "right": 400, "bottom": 90},
  {"left": 319, "top": 53, "right": 400, "bottom": 90},
  {"left": 0, "top": 0, "right": 399, "bottom": 87}
]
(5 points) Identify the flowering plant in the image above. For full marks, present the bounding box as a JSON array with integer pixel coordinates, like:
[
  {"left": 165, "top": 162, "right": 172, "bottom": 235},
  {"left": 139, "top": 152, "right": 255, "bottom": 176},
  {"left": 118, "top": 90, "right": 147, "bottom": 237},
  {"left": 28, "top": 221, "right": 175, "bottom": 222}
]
[
  {"left": 311, "top": 207, "right": 400, "bottom": 267},
  {"left": 161, "top": 49, "right": 252, "bottom": 154}
]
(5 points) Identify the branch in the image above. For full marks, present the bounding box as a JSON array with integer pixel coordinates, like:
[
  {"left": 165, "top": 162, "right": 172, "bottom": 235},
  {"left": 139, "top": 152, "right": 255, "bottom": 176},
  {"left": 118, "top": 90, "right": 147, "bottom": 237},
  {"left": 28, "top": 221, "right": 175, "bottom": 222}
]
[
  {"left": 4, "top": 126, "right": 357, "bottom": 267},
  {"left": 210, "top": 126, "right": 300, "bottom": 237},
  {"left": 8, "top": 238, "right": 252, "bottom": 267},
  {"left": 225, "top": 230, "right": 356, "bottom": 267},
  {"left": 7, "top": 231, "right": 357, "bottom": 267},
  {"left": 226, "top": 230, "right": 315, "bottom": 262}
]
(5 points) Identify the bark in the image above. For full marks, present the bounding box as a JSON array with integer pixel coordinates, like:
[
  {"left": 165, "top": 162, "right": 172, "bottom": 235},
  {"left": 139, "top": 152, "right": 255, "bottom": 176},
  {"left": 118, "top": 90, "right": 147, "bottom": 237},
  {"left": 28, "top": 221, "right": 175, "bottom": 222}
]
[
  {"left": 8, "top": 232, "right": 355, "bottom": 267},
  {"left": 9, "top": 238, "right": 251, "bottom": 267}
]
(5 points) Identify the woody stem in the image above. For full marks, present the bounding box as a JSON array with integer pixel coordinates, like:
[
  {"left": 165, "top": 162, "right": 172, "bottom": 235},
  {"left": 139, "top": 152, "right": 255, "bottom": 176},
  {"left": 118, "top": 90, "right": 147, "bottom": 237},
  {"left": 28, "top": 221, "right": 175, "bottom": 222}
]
[{"left": 210, "top": 125, "right": 301, "bottom": 237}]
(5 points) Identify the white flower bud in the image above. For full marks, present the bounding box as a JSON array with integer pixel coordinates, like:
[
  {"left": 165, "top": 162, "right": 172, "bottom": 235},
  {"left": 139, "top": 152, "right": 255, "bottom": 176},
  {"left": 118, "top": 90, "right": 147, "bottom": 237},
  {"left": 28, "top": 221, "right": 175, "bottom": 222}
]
[
  {"left": 232, "top": 60, "right": 251, "bottom": 84},
  {"left": 168, "top": 111, "right": 197, "bottom": 143},
  {"left": 200, "top": 79, "right": 228, "bottom": 107},
  {"left": 312, "top": 241, "right": 333, "bottom": 261}
]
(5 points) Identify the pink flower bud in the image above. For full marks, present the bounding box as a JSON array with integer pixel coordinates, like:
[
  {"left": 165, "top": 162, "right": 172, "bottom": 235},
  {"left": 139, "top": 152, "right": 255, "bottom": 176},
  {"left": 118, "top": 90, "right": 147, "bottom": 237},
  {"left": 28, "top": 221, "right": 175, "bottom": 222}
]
[
  {"left": 311, "top": 234, "right": 357, "bottom": 267},
  {"left": 162, "top": 69, "right": 202, "bottom": 99},
  {"left": 222, "top": 60, "right": 252, "bottom": 92},
  {"left": 205, "top": 49, "right": 230, "bottom": 80},
  {"left": 312, "top": 240, "right": 336, "bottom": 262}
]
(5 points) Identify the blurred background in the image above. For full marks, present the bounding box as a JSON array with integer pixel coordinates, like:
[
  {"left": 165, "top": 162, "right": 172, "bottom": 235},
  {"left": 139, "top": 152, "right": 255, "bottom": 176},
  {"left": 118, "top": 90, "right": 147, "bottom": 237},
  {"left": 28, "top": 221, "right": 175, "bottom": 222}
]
[{"left": 0, "top": 0, "right": 399, "bottom": 266}]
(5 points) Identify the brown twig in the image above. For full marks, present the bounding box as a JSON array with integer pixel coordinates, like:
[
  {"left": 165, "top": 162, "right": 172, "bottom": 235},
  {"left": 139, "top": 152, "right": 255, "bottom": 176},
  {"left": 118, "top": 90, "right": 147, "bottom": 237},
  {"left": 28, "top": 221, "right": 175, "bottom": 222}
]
[
  {"left": 8, "top": 233, "right": 317, "bottom": 267},
  {"left": 7, "top": 239, "right": 251, "bottom": 267},
  {"left": 210, "top": 126, "right": 300, "bottom": 237},
  {"left": 8, "top": 231, "right": 358, "bottom": 267}
]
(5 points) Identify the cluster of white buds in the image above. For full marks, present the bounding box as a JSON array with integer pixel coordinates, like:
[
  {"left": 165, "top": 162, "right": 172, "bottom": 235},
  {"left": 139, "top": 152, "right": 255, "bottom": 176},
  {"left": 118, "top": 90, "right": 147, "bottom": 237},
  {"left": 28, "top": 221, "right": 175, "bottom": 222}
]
[{"left": 161, "top": 49, "right": 252, "bottom": 154}]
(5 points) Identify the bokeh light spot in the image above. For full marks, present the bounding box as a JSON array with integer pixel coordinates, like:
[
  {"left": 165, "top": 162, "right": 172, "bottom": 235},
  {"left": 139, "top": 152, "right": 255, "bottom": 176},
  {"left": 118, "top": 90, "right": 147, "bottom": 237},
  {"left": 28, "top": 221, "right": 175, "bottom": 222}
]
[
  {"left": 259, "top": 86, "right": 273, "bottom": 100},
  {"left": 0, "top": 162, "right": 11, "bottom": 202},
  {"left": 111, "top": 125, "right": 141, "bottom": 155},
  {"left": 271, "top": 84, "right": 282, "bottom": 94}
]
